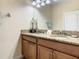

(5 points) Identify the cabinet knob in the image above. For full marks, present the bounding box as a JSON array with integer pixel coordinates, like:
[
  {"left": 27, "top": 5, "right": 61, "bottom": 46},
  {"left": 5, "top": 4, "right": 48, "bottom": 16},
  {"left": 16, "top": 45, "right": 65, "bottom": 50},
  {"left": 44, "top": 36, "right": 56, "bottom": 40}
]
[{"left": 53, "top": 51, "right": 56, "bottom": 59}]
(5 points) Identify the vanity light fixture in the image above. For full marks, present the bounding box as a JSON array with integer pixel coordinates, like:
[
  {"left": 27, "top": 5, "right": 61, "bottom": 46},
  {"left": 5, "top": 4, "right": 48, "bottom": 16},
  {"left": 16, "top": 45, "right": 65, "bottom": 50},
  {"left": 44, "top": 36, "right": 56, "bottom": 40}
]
[
  {"left": 36, "top": 0, "right": 41, "bottom": 3},
  {"left": 36, "top": 4, "right": 41, "bottom": 8},
  {"left": 46, "top": 0, "right": 51, "bottom": 4},
  {"left": 32, "top": 0, "right": 51, "bottom": 8},
  {"left": 32, "top": 1, "right": 36, "bottom": 6},
  {"left": 41, "top": 2, "right": 45, "bottom": 6}
]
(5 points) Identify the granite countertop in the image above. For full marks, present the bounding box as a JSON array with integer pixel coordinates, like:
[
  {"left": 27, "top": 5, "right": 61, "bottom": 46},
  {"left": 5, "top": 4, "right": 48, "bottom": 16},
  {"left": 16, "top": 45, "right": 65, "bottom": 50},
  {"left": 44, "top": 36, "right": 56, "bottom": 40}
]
[{"left": 22, "top": 32, "right": 79, "bottom": 46}]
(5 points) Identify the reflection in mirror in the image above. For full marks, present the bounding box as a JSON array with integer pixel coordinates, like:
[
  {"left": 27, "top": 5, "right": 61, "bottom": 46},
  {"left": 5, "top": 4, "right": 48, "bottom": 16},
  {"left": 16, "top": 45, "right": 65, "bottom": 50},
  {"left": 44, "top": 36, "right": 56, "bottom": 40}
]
[
  {"left": 51, "top": 0, "right": 79, "bottom": 31},
  {"left": 32, "top": 0, "right": 79, "bottom": 32},
  {"left": 64, "top": 10, "right": 79, "bottom": 31},
  {"left": 32, "top": 3, "right": 53, "bottom": 30}
]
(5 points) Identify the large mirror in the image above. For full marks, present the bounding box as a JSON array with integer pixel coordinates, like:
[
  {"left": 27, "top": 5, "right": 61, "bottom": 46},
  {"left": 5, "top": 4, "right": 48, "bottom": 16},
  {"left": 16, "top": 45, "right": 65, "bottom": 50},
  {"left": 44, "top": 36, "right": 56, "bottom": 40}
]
[{"left": 32, "top": 0, "right": 79, "bottom": 31}]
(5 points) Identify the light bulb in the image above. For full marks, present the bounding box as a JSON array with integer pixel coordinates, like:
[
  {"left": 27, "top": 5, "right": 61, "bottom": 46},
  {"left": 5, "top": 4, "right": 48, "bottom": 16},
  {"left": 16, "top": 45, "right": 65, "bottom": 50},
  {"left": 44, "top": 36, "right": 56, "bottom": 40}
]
[
  {"left": 41, "top": 2, "right": 45, "bottom": 6},
  {"left": 36, "top": 4, "right": 41, "bottom": 8},
  {"left": 46, "top": 0, "right": 50, "bottom": 4},
  {"left": 32, "top": 1, "right": 36, "bottom": 6},
  {"left": 36, "top": 0, "right": 41, "bottom": 3}
]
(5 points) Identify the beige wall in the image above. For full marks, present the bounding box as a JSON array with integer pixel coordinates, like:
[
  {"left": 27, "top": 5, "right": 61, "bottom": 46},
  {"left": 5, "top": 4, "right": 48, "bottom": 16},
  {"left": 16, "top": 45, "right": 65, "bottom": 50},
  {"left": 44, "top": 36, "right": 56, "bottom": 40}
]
[
  {"left": 52, "top": 0, "right": 79, "bottom": 30},
  {"left": 0, "top": 0, "right": 51, "bottom": 59}
]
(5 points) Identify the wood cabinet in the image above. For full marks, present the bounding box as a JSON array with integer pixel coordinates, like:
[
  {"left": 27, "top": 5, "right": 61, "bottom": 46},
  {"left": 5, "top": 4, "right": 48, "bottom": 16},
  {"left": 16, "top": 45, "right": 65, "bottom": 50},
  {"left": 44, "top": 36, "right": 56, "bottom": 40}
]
[
  {"left": 22, "top": 35, "right": 79, "bottom": 59},
  {"left": 53, "top": 51, "right": 77, "bottom": 59},
  {"left": 22, "top": 40, "right": 36, "bottom": 59},
  {"left": 38, "top": 39, "right": 79, "bottom": 58},
  {"left": 22, "top": 40, "right": 29, "bottom": 58},
  {"left": 37, "top": 45, "right": 77, "bottom": 59},
  {"left": 38, "top": 46, "right": 53, "bottom": 59}
]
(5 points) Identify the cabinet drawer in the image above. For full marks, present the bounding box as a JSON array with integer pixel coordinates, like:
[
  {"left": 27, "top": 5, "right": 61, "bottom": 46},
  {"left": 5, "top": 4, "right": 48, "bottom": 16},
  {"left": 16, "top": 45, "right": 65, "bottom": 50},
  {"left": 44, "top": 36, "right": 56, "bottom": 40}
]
[
  {"left": 22, "top": 35, "right": 36, "bottom": 43},
  {"left": 38, "top": 38, "right": 79, "bottom": 58}
]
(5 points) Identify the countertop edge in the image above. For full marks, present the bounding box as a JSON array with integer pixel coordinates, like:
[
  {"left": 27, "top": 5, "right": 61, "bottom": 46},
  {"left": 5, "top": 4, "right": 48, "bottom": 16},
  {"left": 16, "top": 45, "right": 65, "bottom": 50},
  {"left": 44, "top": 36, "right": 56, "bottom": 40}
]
[{"left": 21, "top": 33, "right": 79, "bottom": 46}]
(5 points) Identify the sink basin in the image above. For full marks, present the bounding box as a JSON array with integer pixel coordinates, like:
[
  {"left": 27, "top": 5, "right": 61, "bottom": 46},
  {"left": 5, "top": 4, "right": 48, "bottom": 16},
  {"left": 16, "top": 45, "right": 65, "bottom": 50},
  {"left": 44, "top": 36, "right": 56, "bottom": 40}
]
[
  {"left": 50, "top": 34, "right": 66, "bottom": 37},
  {"left": 50, "top": 34, "right": 72, "bottom": 38},
  {"left": 37, "top": 33, "right": 69, "bottom": 38},
  {"left": 50, "top": 34, "right": 79, "bottom": 39}
]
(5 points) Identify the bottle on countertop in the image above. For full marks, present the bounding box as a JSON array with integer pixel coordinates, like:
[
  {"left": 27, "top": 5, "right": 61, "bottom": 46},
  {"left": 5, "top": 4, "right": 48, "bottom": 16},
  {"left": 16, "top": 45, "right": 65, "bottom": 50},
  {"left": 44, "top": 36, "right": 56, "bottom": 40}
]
[{"left": 29, "top": 18, "right": 38, "bottom": 33}]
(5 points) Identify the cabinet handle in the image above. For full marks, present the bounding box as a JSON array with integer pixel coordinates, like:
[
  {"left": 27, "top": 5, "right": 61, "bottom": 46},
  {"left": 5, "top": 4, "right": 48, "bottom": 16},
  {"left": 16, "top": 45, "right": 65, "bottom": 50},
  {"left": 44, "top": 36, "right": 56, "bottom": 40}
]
[
  {"left": 38, "top": 48, "right": 40, "bottom": 59},
  {"left": 49, "top": 52, "right": 52, "bottom": 59},
  {"left": 53, "top": 52, "right": 56, "bottom": 59},
  {"left": 49, "top": 51, "right": 53, "bottom": 59}
]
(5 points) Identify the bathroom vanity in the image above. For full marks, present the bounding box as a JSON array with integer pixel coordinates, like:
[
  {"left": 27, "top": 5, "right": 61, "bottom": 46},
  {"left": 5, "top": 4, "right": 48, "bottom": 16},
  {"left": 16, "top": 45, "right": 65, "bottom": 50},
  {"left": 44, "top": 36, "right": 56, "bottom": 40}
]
[
  {"left": 21, "top": 0, "right": 79, "bottom": 59},
  {"left": 21, "top": 32, "right": 79, "bottom": 59}
]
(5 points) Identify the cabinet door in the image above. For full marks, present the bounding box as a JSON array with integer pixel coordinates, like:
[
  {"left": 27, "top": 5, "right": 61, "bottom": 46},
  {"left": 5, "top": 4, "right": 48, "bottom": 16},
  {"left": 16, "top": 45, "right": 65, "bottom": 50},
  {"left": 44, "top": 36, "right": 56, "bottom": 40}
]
[
  {"left": 38, "top": 46, "right": 53, "bottom": 59},
  {"left": 53, "top": 51, "right": 77, "bottom": 59},
  {"left": 22, "top": 40, "right": 36, "bottom": 59},
  {"left": 22, "top": 40, "right": 29, "bottom": 58}
]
